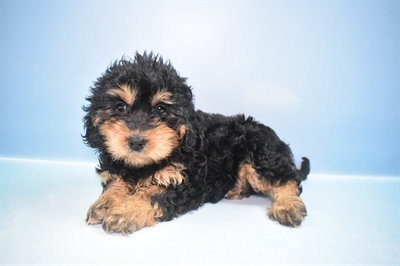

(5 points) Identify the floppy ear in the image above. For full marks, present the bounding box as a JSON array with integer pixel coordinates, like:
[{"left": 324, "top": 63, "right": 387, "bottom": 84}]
[
  {"left": 82, "top": 101, "right": 102, "bottom": 149},
  {"left": 180, "top": 123, "right": 199, "bottom": 151}
]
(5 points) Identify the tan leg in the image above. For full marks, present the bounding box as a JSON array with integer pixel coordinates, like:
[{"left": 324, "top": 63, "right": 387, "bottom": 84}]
[
  {"left": 102, "top": 186, "right": 164, "bottom": 235},
  {"left": 268, "top": 180, "right": 307, "bottom": 227},
  {"left": 86, "top": 165, "right": 182, "bottom": 235},
  {"left": 86, "top": 173, "right": 130, "bottom": 225},
  {"left": 226, "top": 162, "right": 307, "bottom": 227},
  {"left": 225, "top": 162, "right": 272, "bottom": 200}
]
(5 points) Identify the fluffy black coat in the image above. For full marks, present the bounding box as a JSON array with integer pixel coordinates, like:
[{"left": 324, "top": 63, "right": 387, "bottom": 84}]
[{"left": 83, "top": 52, "right": 310, "bottom": 234}]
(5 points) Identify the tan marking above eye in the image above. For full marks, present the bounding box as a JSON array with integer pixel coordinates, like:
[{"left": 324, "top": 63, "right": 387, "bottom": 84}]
[
  {"left": 150, "top": 89, "right": 174, "bottom": 107},
  {"left": 106, "top": 84, "right": 137, "bottom": 106}
]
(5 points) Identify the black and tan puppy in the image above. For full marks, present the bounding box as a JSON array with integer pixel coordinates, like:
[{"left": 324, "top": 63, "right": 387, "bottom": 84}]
[{"left": 83, "top": 52, "right": 310, "bottom": 235}]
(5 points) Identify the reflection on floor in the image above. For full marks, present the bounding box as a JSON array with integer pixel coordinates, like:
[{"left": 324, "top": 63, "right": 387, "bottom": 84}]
[{"left": 1, "top": 158, "right": 399, "bottom": 265}]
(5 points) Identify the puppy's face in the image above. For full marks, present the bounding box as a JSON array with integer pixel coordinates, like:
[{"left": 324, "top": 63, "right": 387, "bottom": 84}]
[{"left": 83, "top": 54, "right": 193, "bottom": 167}]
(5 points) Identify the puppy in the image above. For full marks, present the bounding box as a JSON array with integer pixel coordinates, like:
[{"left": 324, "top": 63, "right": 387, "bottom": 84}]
[{"left": 83, "top": 52, "right": 310, "bottom": 235}]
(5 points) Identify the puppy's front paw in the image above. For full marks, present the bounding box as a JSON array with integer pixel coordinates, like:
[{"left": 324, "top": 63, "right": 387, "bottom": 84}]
[
  {"left": 86, "top": 177, "right": 131, "bottom": 225},
  {"left": 100, "top": 192, "right": 162, "bottom": 235},
  {"left": 86, "top": 199, "right": 112, "bottom": 225},
  {"left": 268, "top": 196, "right": 307, "bottom": 227},
  {"left": 102, "top": 213, "right": 140, "bottom": 235}
]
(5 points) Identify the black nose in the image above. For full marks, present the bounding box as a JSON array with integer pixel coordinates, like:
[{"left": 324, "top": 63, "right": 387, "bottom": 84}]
[{"left": 127, "top": 135, "right": 147, "bottom": 152}]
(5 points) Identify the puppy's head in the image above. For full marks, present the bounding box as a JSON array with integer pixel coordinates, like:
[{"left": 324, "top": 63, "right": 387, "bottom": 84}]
[{"left": 83, "top": 52, "right": 193, "bottom": 167}]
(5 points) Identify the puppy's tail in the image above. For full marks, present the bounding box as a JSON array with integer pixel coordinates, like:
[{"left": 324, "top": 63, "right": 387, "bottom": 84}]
[{"left": 298, "top": 157, "right": 310, "bottom": 181}]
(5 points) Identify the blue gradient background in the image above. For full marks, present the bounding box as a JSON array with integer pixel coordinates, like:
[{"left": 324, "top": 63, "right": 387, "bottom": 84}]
[
  {"left": 1, "top": 1, "right": 399, "bottom": 176},
  {"left": 1, "top": 2, "right": 399, "bottom": 264}
]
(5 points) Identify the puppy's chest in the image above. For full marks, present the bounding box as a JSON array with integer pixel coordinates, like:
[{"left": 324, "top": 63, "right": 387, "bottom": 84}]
[{"left": 119, "top": 167, "right": 156, "bottom": 184}]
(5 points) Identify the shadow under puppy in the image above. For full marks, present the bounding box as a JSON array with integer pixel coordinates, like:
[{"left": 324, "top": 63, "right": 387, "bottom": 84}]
[{"left": 83, "top": 52, "right": 310, "bottom": 235}]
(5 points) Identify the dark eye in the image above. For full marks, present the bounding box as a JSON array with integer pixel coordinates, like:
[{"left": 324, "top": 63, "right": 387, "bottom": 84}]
[
  {"left": 115, "top": 103, "right": 127, "bottom": 112},
  {"left": 155, "top": 105, "right": 167, "bottom": 115}
]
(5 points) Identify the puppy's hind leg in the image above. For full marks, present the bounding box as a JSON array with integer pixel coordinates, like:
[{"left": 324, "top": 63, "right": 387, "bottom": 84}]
[
  {"left": 267, "top": 180, "right": 307, "bottom": 227},
  {"left": 230, "top": 160, "right": 307, "bottom": 227}
]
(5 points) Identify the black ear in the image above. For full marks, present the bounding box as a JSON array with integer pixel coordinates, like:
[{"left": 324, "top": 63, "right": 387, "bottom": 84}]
[
  {"left": 181, "top": 124, "right": 200, "bottom": 152},
  {"left": 183, "top": 127, "right": 195, "bottom": 148},
  {"left": 175, "top": 84, "right": 195, "bottom": 118},
  {"left": 81, "top": 102, "right": 102, "bottom": 149}
]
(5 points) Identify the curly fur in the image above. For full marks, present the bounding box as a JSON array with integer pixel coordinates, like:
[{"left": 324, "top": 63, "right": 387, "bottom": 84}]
[{"left": 83, "top": 51, "right": 310, "bottom": 235}]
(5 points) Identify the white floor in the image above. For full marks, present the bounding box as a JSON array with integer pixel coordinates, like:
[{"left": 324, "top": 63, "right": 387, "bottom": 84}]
[{"left": 1, "top": 158, "right": 399, "bottom": 265}]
